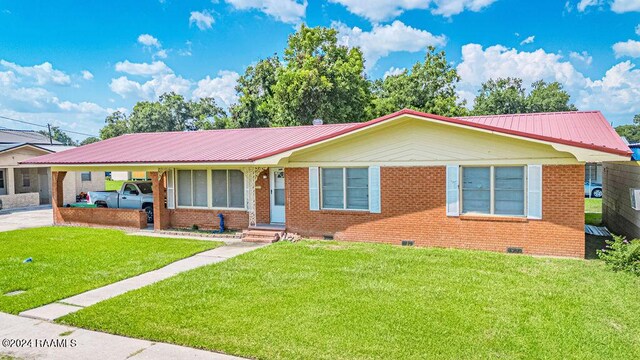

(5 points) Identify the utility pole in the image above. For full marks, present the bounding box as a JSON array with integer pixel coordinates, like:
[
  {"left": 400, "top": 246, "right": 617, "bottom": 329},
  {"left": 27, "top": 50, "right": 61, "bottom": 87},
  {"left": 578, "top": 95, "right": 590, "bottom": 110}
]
[{"left": 47, "top": 123, "right": 53, "bottom": 145}]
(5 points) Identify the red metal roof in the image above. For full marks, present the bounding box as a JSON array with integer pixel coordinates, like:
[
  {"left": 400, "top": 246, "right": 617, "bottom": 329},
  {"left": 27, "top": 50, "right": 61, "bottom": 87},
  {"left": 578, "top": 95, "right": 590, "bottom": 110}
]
[{"left": 23, "top": 109, "right": 630, "bottom": 165}]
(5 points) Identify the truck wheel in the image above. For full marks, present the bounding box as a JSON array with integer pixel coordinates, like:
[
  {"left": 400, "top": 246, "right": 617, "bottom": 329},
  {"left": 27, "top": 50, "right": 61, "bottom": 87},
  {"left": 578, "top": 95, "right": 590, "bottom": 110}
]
[
  {"left": 144, "top": 205, "right": 154, "bottom": 223},
  {"left": 591, "top": 188, "right": 603, "bottom": 198},
  {"left": 96, "top": 202, "right": 108, "bottom": 208}
]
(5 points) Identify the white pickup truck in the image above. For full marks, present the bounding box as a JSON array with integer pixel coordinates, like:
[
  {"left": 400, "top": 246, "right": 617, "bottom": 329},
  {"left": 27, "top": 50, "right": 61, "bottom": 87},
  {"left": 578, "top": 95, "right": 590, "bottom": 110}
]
[{"left": 87, "top": 181, "right": 154, "bottom": 223}]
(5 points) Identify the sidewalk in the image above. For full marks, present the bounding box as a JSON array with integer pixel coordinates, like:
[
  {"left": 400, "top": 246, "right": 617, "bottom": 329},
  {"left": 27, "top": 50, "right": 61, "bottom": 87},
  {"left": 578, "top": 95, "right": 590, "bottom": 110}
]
[
  {"left": 0, "top": 312, "right": 247, "bottom": 360},
  {"left": 20, "top": 242, "right": 267, "bottom": 321}
]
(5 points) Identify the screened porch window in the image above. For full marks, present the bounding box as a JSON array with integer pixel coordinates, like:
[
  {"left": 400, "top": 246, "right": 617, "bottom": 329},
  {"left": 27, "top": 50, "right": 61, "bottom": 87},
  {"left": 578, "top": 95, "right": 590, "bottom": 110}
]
[
  {"left": 177, "top": 170, "right": 208, "bottom": 207},
  {"left": 212, "top": 170, "right": 245, "bottom": 208},
  {"left": 321, "top": 168, "right": 368, "bottom": 210},
  {"left": 461, "top": 166, "right": 525, "bottom": 216}
]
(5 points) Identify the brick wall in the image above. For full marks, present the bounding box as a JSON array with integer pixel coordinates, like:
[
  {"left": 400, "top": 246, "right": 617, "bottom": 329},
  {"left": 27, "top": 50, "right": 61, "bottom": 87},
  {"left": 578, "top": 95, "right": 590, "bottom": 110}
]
[
  {"left": 169, "top": 208, "right": 248, "bottom": 230},
  {"left": 256, "top": 169, "right": 270, "bottom": 224},
  {"left": 602, "top": 162, "right": 640, "bottom": 239},
  {"left": 56, "top": 207, "right": 147, "bottom": 229},
  {"left": 285, "top": 165, "right": 585, "bottom": 258}
]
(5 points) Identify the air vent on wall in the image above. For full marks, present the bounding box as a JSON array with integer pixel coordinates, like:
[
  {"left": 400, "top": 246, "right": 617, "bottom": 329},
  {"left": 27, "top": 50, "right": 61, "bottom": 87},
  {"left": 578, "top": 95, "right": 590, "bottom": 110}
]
[
  {"left": 401, "top": 240, "right": 414, "bottom": 246},
  {"left": 507, "top": 247, "right": 523, "bottom": 254}
]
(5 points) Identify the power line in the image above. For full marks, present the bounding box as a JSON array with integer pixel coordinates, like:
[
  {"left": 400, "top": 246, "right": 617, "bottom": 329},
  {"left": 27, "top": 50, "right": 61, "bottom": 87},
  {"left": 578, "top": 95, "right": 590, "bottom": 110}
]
[{"left": 0, "top": 114, "right": 98, "bottom": 138}]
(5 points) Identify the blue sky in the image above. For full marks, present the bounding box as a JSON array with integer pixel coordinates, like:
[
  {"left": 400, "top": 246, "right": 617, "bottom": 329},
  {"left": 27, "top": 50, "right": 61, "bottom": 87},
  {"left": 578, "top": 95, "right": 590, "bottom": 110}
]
[{"left": 1, "top": 0, "right": 639, "bottom": 140}]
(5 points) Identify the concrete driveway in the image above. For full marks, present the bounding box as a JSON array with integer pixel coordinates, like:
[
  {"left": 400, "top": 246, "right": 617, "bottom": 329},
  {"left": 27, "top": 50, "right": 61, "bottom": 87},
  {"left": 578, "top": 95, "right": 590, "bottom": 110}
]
[{"left": 0, "top": 205, "right": 52, "bottom": 232}]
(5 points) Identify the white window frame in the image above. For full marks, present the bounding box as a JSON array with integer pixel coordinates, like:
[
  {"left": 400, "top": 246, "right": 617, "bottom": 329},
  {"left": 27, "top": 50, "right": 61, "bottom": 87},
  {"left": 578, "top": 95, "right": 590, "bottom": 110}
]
[
  {"left": 320, "top": 167, "right": 370, "bottom": 211},
  {"left": 175, "top": 169, "right": 247, "bottom": 210},
  {"left": 460, "top": 165, "right": 527, "bottom": 217}
]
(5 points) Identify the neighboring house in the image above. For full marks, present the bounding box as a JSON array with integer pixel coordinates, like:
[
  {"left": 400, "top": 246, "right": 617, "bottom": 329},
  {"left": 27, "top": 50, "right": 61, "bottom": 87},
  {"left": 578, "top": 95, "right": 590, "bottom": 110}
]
[
  {"left": 24, "top": 110, "right": 630, "bottom": 258},
  {"left": 602, "top": 143, "right": 640, "bottom": 239},
  {"left": 0, "top": 129, "right": 104, "bottom": 208},
  {"left": 110, "top": 171, "right": 149, "bottom": 181}
]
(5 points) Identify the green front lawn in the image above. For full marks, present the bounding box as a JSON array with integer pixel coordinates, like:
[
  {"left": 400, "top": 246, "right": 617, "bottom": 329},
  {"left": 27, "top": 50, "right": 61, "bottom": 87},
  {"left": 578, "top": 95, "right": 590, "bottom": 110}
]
[
  {"left": 61, "top": 241, "right": 640, "bottom": 359},
  {"left": 0, "top": 227, "right": 220, "bottom": 314},
  {"left": 105, "top": 179, "right": 125, "bottom": 191}
]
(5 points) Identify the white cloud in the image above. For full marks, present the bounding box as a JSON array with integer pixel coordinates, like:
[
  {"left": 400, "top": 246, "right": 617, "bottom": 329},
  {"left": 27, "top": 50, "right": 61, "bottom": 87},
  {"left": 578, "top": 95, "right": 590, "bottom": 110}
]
[
  {"left": 154, "top": 49, "right": 168, "bottom": 59},
  {"left": 0, "top": 60, "right": 71, "bottom": 85},
  {"left": 334, "top": 20, "right": 446, "bottom": 68},
  {"left": 455, "top": 43, "right": 640, "bottom": 123},
  {"left": 569, "top": 51, "right": 593, "bottom": 65},
  {"left": 613, "top": 39, "right": 640, "bottom": 58},
  {"left": 193, "top": 70, "right": 240, "bottom": 107},
  {"left": 137, "top": 34, "right": 161, "bottom": 48},
  {"left": 576, "top": 0, "right": 601, "bottom": 12},
  {"left": 329, "top": 0, "right": 428, "bottom": 22},
  {"left": 431, "top": 0, "right": 499, "bottom": 17},
  {"left": 110, "top": 74, "right": 192, "bottom": 100},
  {"left": 383, "top": 67, "right": 406, "bottom": 78},
  {"left": 225, "top": 0, "right": 306, "bottom": 24},
  {"left": 57, "top": 100, "right": 108, "bottom": 114},
  {"left": 189, "top": 10, "right": 215, "bottom": 30},
  {"left": 81, "top": 70, "right": 94, "bottom": 80},
  {"left": 330, "top": 0, "right": 497, "bottom": 21},
  {"left": 0, "top": 71, "right": 17, "bottom": 87},
  {"left": 578, "top": 61, "right": 640, "bottom": 116},
  {"left": 114, "top": 60, "right": 172, "bottom": 76},
  {"left": 612, "top": 0, "right": 640, "bottom": 13},
  {"left": 519, "top": 35, "right": 535, "bottom": 45},
  {"left": 456, "top": 44, "right": 588, "bottom": 88}
]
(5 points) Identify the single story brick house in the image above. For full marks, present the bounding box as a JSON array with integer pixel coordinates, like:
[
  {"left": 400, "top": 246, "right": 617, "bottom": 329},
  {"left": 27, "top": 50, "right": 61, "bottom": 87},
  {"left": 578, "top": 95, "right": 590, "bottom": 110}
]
[{"left": 23, "top": 109, "right": 630, "bottom": 257}]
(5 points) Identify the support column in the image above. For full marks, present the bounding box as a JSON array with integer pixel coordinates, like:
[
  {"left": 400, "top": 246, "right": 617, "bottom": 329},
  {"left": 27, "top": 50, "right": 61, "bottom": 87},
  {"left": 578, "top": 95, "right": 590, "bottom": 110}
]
[
  {"left": 150, "top": 171, "right": 170, "bottom": 231},
  {"left": 6, "top": 167, "right": 15, "bottom": 195},
  {"left": 243, "top": 167, "right": 267, "bottom": 228},
  {"left": 51, "top": 171, "right": 66, "bottom": 225}
]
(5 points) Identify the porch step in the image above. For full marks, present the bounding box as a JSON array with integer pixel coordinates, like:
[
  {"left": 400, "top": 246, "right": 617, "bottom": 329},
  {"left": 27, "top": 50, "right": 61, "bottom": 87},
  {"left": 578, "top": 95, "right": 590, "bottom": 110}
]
[{"left": 242, "top": 227, "right": 285, "bottom": 243}]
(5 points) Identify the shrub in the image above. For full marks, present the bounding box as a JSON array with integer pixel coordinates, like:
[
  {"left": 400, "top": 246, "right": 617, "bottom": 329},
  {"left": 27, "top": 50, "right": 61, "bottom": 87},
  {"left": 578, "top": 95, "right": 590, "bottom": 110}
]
[
  {"left": 191, "top": 224, "right": 199, "bottom": 231},
  {"left": 597, "top": 235, "right": 640, "bottom": 276}
]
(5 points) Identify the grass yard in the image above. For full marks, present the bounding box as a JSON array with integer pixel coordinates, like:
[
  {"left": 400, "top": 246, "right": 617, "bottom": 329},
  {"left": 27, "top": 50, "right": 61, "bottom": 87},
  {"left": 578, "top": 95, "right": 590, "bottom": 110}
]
[
  {"left": 585, "top": 198, "right": 602, "bottom": 226},
  {"left": 105, "top": 179, "right": 125, "bottom": 191},
  {"left": 60, "top": 241, "right": 640, "bottom": 360},
  {"left": 0, "top": 227, "right": 220, "bottom": 314}
]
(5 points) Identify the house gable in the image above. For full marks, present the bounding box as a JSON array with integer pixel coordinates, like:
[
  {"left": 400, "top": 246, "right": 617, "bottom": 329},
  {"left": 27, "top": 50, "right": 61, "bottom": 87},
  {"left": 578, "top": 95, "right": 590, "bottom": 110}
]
[
  {"left": 0, "top": 145, "right": 53, "bottom": 167},
  {"left": 285, "top": 116, "right": 578, "bottom": 166}
]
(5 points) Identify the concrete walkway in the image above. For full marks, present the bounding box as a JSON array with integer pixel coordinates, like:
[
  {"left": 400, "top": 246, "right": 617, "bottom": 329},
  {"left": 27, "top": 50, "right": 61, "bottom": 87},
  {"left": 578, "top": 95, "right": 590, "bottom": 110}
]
[
  {"left": 0, "top": 206, "right": 52, "bottom": 232},
  {"left": 20, "top": 242, "right": 266, "bottom": 321},
  {"left": 0, "top": 312, "right": 247, "bottom": 360}
]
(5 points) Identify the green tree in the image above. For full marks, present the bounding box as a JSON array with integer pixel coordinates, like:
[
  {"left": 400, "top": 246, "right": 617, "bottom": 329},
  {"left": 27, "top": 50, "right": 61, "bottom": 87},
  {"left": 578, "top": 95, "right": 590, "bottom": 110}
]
[
  {"left": 230, "top": 55, "right": 280, "bottom": 128},
  {"left": 99, "top": 93, "right": 229, "bottom": 139},
  {"left": 80, "top": 136, "right": 100, "bottom": 145},
  {"left": 526, "top": 80, "right": 577, "bottom": 113},
  {"left": 100, "top": 111, "right": 130, "bottom": 139},
  {"left": 272, "top": 25, "right": 371, "bottom": 126},
  {"left": 615, "top": 114, "right": 640, "bottom": 144},
  {"left": 472, "top": 77, "right": 527, "bottom": 115},
  {"left": 38, "top": 126, "right": 77, "bottom": 146},
  {"left": 369, "top": 47, "right": 467, "bottom": 118},
  {"left": 473, "top": 78, "right": 577, "bottom": 115}
]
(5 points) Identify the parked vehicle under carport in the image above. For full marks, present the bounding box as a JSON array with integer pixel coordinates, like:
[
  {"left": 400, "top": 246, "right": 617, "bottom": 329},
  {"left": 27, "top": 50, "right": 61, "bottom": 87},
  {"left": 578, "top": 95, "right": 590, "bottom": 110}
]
[
  {"left": 585, "top": 181, "right": 603, "bottom": 198},
  {"left": 87, "top": 181, "right": 154, "bottom": 222}
]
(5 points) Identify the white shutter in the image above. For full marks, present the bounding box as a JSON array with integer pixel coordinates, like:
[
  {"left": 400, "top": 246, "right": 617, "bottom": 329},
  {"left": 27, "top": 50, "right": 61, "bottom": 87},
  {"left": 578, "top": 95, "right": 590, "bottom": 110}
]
[
  {"left": 527, "top": 165, "right": 542, "bottom": 219},
  {"left": 309, "top": 167, "right": 319, "bottom": 211},
  {"left": 369, "top": 166, "right": 381, "bottom": 213},
  {"left": 446, "top": 165, "right": 459, "bottom": 216},
  {"left": 166, "top": 169, "right": 175, "bottom": 209}
]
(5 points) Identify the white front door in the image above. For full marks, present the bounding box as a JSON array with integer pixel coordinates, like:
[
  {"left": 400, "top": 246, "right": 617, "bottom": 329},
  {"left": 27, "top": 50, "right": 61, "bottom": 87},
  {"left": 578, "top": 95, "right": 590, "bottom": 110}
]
[{"left": 270, "top": 168, "right": 285, "bottom": 224}]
